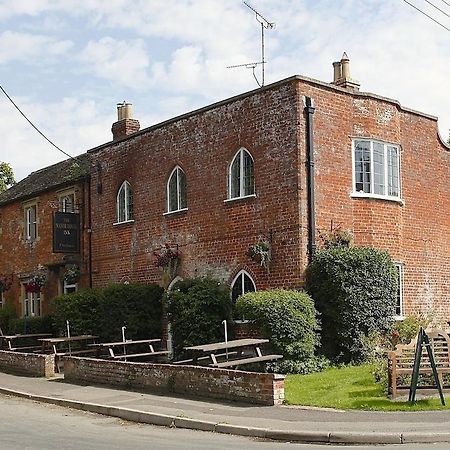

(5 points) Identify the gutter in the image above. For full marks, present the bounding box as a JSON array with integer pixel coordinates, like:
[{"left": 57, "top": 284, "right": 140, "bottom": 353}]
[{"left": 304, "top": 97, "right": 316, "bottom": 261}]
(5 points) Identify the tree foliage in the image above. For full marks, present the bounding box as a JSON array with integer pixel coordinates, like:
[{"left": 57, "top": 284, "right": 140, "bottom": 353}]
[
  {"left": 166, "top": 278, "right": 232, "bottom": 358},
  {"left": 0, "top": 162, "right": 16, "bottom": 193},
  {"left": 52, "top": 283, "right": 164, "bottom": 342},
  {"left": 305, "top": 246, "right": 398, "bottom": 363},
  {"left": 235, "top": 290, "right": 322, "bottom": 373}
]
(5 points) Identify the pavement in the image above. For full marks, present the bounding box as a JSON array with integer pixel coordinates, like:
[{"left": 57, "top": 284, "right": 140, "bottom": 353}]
[{"left": 1, "top": 371, "right": 450, "bottom": 446}]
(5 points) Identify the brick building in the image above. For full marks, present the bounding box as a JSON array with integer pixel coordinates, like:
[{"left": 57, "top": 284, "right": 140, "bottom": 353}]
[
  {"left": 1, "top": 55, "right": 449, "bottom": 321},
  {"left": 0, "top": 156, "right": 90, "bottom": 317}
]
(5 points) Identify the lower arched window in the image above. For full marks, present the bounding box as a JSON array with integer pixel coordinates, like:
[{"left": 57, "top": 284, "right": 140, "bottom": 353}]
[{"left": 231, "top": 270, "right": 256, "bottom": 303}]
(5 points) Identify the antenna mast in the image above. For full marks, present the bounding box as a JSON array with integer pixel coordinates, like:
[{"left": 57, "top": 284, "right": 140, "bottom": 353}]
[{"left": 228, "top": 1, "right": 275, "bottom": 87}]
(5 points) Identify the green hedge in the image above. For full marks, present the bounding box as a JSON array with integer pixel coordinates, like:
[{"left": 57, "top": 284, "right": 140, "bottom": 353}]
[
  {"left": 235, "top": 290, "right": 321, "bottom": 374},
  {"left": 305, "top": 246, "right": 398, "bottom": 363},
  {"left": 166, "top": 278, "right": 232, "bottom": 358},
  {"left": 52, "top": 283, "right": 164, "bottom": 342}
]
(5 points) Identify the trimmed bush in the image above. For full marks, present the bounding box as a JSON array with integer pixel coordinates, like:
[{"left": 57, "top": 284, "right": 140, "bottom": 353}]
[
  {"left": 52, "top": 283, "right": 164, "bottom": 342},
  {"left": 166, "top": 278, "right": 232, "bottom": 358},
  {"left": 305, "top": 246, "right": 398, "bottom": 363},
  {"left": 0, "top": 302, "right": 17, "bottom": 334},
  {"left": 235, "top": 290, "right": 321, "bottom": 374},
  {"left": 8, "top": 315, "right": 55, "bottom": 335}
]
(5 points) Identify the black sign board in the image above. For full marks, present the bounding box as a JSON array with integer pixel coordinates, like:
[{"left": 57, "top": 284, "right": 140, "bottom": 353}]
[{"left": 53, "top": 212, "right": 80, "bottom": 254}]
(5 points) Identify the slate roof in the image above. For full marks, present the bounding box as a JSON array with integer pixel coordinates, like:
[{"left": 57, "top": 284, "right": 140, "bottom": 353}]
[{"left": 0, "top": 153, "right": 90, "bottom": 206}]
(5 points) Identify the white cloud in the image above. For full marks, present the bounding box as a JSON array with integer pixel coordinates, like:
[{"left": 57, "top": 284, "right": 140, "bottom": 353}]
[
  {"left": 78, "top": 37, "right": 151, "bottom": 88},
  {"left": 0, "top": 95, "right": 111, "bottom": 181},
  {"left": 0, "top": 0, "right": 449, "bottom": 184},
  {"left": 0, "top": 31, "right": 72, "bottom": 64}
]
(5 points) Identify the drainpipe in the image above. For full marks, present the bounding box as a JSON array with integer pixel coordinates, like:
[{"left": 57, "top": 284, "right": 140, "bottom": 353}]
[
  {"left": 87, "top": 178, "right": 93, "bottom": 288},
  {"left": 304, "top": 96, "right": 316, "bottom": 262}
]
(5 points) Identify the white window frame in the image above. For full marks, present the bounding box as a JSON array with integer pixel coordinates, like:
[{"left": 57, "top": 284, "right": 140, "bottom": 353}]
[
  {"left": 166, "top": 166, "right": 187, "bottom": 214},
  {"left": 230, "top": 270, "right": 256, "bottom": 303},
  {"left": 63, "top": 279, "right": 78, "bottom": 294},
  {"left": 227, "top": 148, "right": 256, "bottom": 201},
  {"left": 24, "top": 203, "right": 38, "bottom": 241},
  {"left": 23, "top": 290, "right": 41, "bottom": 318},
  {"left": 394, "top": 263, "right": 404, "bottom": 319},
  {"left": 115, "top": 181, "right": 134, "bottom": 224},
  {"left": 59, "top": 190, "right": 76, "bottom": 213},
  {"left": 351, "top": 139, "right": 402, "bottom": 203}
]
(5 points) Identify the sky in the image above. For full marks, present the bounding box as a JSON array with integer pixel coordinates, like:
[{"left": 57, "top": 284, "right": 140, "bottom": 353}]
[{"left": 1, "top": 0, "right": 449, "bottom": 182}]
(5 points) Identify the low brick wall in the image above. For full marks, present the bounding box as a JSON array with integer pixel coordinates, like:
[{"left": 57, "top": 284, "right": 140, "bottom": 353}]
[
  {"left": 0, "top": 350, "right": 55, "bottom": 378},
  {"left": 64, "top": 357, "right": 285, "bottom": 405}
]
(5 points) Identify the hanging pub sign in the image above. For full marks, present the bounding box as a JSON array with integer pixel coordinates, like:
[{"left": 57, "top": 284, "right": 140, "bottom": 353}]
[{"left": 53, "top": 212, "right": 80, "bottom": 253}]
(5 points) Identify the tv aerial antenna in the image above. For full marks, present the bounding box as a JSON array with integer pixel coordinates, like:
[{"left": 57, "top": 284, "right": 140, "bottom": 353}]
[{"left": 227, "top": 1, "right": 275, "bottom": 88}]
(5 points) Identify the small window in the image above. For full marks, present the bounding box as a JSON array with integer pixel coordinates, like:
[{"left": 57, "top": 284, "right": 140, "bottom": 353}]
[
  {"left": 59, "top": 192, "right": 76, "bottom": 212},
  {"left": 353, "top": 140, "right": 400, "bottom": 200},
  {"left": 394, "top": 263, "right": 404, "bottom": 318},
  {"left": 231, "top": 270, "right": 256, "bottom": 303},
  {"left": 228, "top": 148, "right": 255, "bottom": 199},
  {"left": 63, "top": 279, "right": 77, "bottom": 294},
  {"left": 24, "top": 204, "right": 37, "bottom": 241},
  {"left": 167, "top": 167, "right": 187, "bottom": 213},
  {"left": 23, "top": 291, "right": 41, "bottom": 317},
  {"left": 116, "top": 181, "right": 133, "bottom": 223}
]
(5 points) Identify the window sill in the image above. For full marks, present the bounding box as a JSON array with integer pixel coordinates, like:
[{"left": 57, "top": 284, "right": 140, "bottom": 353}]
[
  {"left": 163, "top": 208, "right": 188, "bottom": 216},
  {"left": 350, "top": 192, "right": 404, "bottom": 206},
  {"left": 224, "top": 194, "right": 257, "bottom": 203},
  {"left": 394, "top": 315, "right": 406, "bottom": 321},
  {"left": 113, "top": 220, "right": 135, "bottom": 226}
]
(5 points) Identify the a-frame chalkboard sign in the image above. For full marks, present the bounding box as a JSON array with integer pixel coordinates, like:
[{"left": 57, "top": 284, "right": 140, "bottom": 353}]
[{"left": 408, "top": 327, "right": 445, "bottom": 405}]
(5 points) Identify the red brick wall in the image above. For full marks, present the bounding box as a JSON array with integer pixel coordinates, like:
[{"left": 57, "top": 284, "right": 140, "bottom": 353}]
[
  {"left": 64, "top": 356, "right": 285, "bottom": 405},
  {"left": 88, "top": 76, "right": 449, "bottom": 321},
  {"left": 0, "top": 181, "right": 90, "bottom": 316},
  {"left": 295, "top": 80, "right": 450, "bottom": 322},
  {"left": 89, "top": 82, "right": 303, "bottom": 291}
]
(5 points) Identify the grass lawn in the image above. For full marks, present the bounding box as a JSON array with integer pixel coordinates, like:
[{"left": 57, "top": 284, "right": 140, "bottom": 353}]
[{"left": 284, "top": 364, "right": 450, "bottom": 411}]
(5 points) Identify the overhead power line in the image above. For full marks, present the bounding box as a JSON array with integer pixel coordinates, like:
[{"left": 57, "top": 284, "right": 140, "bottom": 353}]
[
  {"left": 0, "top": 85, "right": 75, "bottom": 160},
  {"left": 424, "top": 0, "right": 450, "bottom": 19},
  {"left": 401, "top": 0, "right": 450, "bottom": 32},
  {"left": 440, "top": 0, "right": 450, "bottom": 8}
]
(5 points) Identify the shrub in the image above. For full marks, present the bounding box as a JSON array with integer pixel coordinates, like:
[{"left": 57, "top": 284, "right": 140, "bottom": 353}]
[
  {"left": 99, "top": 283, "right": 163, "bottom": 342},
  {"left": 305, "top": 246, "right": 398, "bottom": 363},
  {"left": 52, "top": 283, "right": 164, "bottom": 341},
  {"left": 235, "top": 290, "right": 321, "bottom": 374},
  {"left": 166, "top": 278, "right": 232, "bottom": 358},
  {"left": 0, "top": 302, "right": 17, "bottom": 334},
  {"left": 389, "top": 315, "right": 430, "bottom": 349},
  {"left": 9, "top": 315, "right": 55, "bottom": 335}
]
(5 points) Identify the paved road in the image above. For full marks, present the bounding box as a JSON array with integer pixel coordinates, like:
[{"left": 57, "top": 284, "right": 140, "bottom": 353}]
[{"left": 3, "top": 394, "right": 450, "bottom": 450}]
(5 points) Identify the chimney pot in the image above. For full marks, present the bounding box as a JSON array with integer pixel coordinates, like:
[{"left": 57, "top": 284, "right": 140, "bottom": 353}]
[
  {"left": 332, "top": 61, "right": 342, "bottom": 83},
  {"left": 331, "top": 52, "right": 360, "bottom": 91},
  {"left": 112, "top": 101, "right": 140, "bottom": 140}
]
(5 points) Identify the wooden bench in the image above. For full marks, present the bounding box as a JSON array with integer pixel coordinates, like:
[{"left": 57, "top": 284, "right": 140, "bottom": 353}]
[
  {"left": 212, "top": 354, "right": 283, "bottom": 369},
  {"left": 173, "top": 351, "right": 238, "bottom": 366},
  {"left": 111, "top": 350, "right": 169, "bottom": 360},
  {"left": 388, "top": 329, "right": 450, "bottom": 398},
  {"left": 93, "top": 339, "right": 168, "bottom": 361}
]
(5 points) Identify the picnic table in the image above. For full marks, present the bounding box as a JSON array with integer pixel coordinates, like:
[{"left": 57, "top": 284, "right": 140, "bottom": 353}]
[
  {"left": 0, "top": 333, "right": 52, "bottom": 352},
  {"left": 180, "top": 338, "right": 283, "bottom": 368},
  {"left": 92, "top": 338, "right": 169, "bottom": 361},
  {"left": 39, "top": 335, "right": 99, "bottom": 357}
]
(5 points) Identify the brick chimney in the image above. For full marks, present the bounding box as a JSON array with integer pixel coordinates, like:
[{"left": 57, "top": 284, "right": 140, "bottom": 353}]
[
  {"left": 111, "top": 102, "right": 140, "bottom": 140},
  {"left": 331, "top": 53, "right": 360, "bottom": 91}
]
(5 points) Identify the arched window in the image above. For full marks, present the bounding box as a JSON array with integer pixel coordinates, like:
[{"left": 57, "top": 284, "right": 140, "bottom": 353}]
[
  {"left": 231, "top": 270, "right": 256, "bottom": 303},
  {"left": 229, "top": 148, "right": 255, "bottom": 199},
  {"left": 167, "top": 166, "right": 187, "bottom": 212},
  {"left": 116, "top": 181, "right": 133, "bottom": 223}
]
